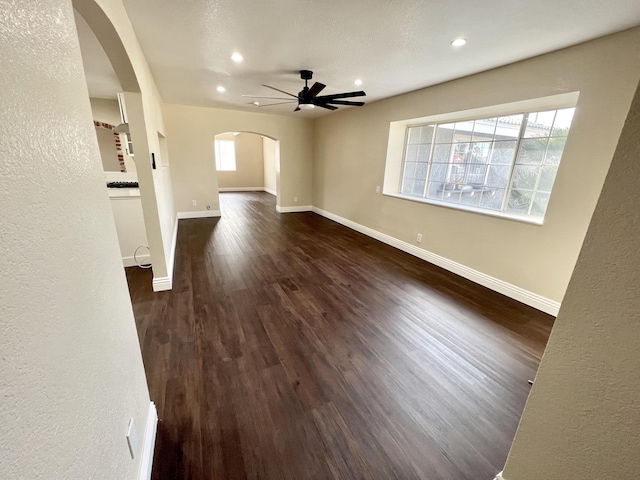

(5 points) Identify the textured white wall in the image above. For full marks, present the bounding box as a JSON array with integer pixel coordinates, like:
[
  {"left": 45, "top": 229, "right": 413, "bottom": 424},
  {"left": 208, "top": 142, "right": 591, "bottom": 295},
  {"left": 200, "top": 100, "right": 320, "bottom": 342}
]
[
  {"left": 0, "top": 1, "right": 151, "bottom": 478},
  {"left": 502, "top": 61, "right": 640, "bottom": 480}
]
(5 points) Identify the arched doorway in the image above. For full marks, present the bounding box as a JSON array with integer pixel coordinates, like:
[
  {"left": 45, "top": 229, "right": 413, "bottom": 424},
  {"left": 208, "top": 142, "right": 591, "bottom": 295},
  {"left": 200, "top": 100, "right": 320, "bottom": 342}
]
[{"left": 213, "top": 131, "right": 281, "bottom": 211}]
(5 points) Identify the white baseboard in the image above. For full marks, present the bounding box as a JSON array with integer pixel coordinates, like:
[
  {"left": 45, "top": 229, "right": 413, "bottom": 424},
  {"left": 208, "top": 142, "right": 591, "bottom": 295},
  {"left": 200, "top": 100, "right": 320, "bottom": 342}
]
[
  {"left": 137, "top": 402, "right": 158, "bottom": 480},
  {"left": 276, "top": 205, "right": 312, "bottom": 213},
  {"left": 122, "top": 255, "right": 151, "bottom": 268},
  {"left": 152, "top": 275, "right": 172, "bottom": 292},
  {"left": 218, "top": 187, "right": 264, "bottom": 192},
  {"left": 494, "top": 471, "right": 505, "bottom": 480},
  {"left": 177, "top": 210, "right": 221, "bottom": 219},
  {"left": 263, "top": 187, "right": 276, "bottom": 196},
  {"left": 311, "top": 207, "right": 560, "bottom": 316}
]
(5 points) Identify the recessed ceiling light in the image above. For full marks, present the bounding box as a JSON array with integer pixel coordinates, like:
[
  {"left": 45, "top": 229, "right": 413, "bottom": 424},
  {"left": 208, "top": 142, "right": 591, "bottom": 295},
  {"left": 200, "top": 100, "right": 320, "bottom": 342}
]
[
  {"left": 216, "top": 85, "right": 226, "bottom": 93},
  {"left": 354, "top": 79, "right": 363, "bottom": 86},
  {"left": 253, "top": 101, "right": 260, "bottom": 106},
  {"left": 231, "top": 52, "right": 243, "bottom": 63},
  {"left": 451, "top": 38, "right": 467, "bottom": 47}
]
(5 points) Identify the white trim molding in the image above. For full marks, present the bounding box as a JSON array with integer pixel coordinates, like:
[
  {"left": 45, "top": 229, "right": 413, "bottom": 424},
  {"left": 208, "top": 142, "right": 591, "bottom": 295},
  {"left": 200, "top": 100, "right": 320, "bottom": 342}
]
[
  {"left": 263, "top": 187, "right": 276, "bottom": 196},
  {"left": 152, "top": 275, "right": 172, "bottom": 292},
  {"left": 276, "top": 205, "right": 312, "bottom": 213},
  {"left": 494, "top": 471, "right": 505, "bottom": 480},
  {"left": 218, "top": 187, "right": 264, "bottom": 192},
  {"left": 137, "top": 402, "right": 158, "bottom": 480},
  {"left": 311, "top": 207, "right": 560, "bottom": 316},
  {"left": 122, "top": 255, "right": 151, "bottom": 268},
  {"left": 177, "top": 210, "right": 222, "bottom": 219}
]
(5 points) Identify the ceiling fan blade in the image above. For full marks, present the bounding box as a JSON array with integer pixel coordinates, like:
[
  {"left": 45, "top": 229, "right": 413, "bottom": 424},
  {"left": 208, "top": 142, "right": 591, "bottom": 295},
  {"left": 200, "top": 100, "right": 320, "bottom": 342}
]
[
  {"left": 257, "top": 101, "right": 298, "bottom": 107},
  {"left": 308, "top": 82, "right": 326, "bottom": 98},
  {"left": 325, "top": 100, "right": 365, "bottom": 106},
  {"left": 262, "top": 84, "right": 298, "bottom": 98},
  {"left": 315, "top": 91, "right": 366, "bottom": 101},
  {"left": 314, "top": 102, "right": 338, "bottom": 111},
  {"left": 242, "top": 95, "right": 295, "bottom": 100}
]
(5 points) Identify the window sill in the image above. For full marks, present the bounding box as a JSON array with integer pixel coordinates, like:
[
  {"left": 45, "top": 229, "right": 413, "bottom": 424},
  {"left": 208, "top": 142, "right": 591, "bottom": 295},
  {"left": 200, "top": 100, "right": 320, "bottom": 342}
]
[{"left": 383, "top": 192, "right": 544, "bottom": 226}]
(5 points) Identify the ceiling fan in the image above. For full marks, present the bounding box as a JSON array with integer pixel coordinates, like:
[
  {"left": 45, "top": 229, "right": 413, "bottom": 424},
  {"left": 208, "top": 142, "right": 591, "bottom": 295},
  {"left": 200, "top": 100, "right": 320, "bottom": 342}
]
[{"left": 243, "top": 70, "right": 366, "bottom": 112}]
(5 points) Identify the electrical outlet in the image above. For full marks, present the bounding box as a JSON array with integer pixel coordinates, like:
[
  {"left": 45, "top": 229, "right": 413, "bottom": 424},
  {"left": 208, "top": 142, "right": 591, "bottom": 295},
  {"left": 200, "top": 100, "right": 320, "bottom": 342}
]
[
  {"left": 192, "top": 200, "right": 197, "bottom": 206},
  {"left": 376, "top": 185, "right": 380, "bottom": 194},
  {"left": 126, "top": 418, "right": 139, "bottom": 460},
  {"left": 416, "top": 233, "right": 423, "bottom": 243},
  {"left": 294, "top": 196, "right": 298, "bottom": 202}
]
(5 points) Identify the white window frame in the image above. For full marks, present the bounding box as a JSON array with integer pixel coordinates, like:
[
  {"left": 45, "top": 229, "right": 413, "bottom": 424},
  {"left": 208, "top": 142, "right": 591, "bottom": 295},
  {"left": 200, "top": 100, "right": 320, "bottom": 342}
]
[
  {"left": 382, "top": 92, "right": 580, "bottom": 225},
  {"left": 215, "top": 139, "right": 236, "bottom": 171}
]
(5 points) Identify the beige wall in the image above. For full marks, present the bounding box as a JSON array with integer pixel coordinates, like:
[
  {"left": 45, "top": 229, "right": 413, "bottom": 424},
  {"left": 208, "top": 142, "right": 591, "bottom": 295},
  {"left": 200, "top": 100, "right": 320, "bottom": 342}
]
[
  {"left": 313, "top": 28, "right": 640, "bottom": 304},
  {"left": 263, "top": 136, "right": 278, "bottom": 194},
  {"left": 163, "top": 103, "right": 313, "bottom": 213},
  {"left": 90, "top": 97, "right": 121, "bottom": 125},
  {"left": 502, "top": 61, "right": 640, "bottom": 480},
  {"left": 96, "top": 126, "right": 121, "bottom": 171},
  {"left": 216, "top": 132, "right": 264, "bottom": 189},
  {"left": 0, "top": 0, "right": 150, "bottom": 478}
]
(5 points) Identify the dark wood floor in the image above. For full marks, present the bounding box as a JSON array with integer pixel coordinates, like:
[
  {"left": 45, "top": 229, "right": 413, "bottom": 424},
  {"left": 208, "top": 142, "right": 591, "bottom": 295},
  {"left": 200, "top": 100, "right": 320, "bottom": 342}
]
[{"left": 126, "top": 191, "right": 553, "bottom": 480}]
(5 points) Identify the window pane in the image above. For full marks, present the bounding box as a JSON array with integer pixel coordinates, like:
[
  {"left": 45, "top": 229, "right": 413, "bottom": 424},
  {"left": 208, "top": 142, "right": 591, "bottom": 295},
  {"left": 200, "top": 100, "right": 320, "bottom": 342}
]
[
  {"left": 524, "top": 111, "right": 555, "bottom": 138},
  {"left": 472, "top": 118, "right": 497, "bottom": 141},
  {"left": 403, "top": 161, "right": 417, "bottom": 179},
  {"left": 530, "top": 192, "right": 551, "bottom": 217},
  {"left": 495, "top": 114, "right": 524, "bottom": 139},
  {"left": 486, "top": 165, "right": 511, "bottom": 189},
  {"left": 506, "top": 189, "right": 533, "bottom": 214},
  {"left": 544, "top": 137, "right": 567, "bottom": 165},
  {"left": 480, "top": 188, "right": 505, "bottom": 210},
  {"left": 490, "top": 141, "right": 517, "bottom": 165},
  {"left": 453, "top": 121, "right": 474, "bottom": 142},
  {"left": 429, "top": 163, "right": 448, "bottom": 183},
  {"left": 415, "top": 162, "right": 429, "bottom": 180},
  {"left": 511, "top": 165, "right": 540, "bottom": 190},
  {"left": 401, "top": 178, "right": 413, "bottom": 195},
  {"left": 432, "top": 144, "right": 452, "bottom": 163},
  {"left": 407, "top": 127, "right": 421, "bottom": 144},
  {"left": 399, "top": 107, "right": 573, "bottom": 221},
  {"left": 427, "top": 181, "right": 445, "bottom": 200},
  {"left": 551, "top": 108, "right": 575, "bottom": 136},
  {"left": 537, "top": 165, "right": 558, "bottom": 192},
  {"left": 404, "top": 144, "right": 418, "bottom": 163},
  {"left": 412, "top": 179, "right": 426, "bottom": 197},
  {"left": 417, "top": 144, "right": 431, "bottom": 163},
  {"left": 460, "top": 189, "right": 481, "bottom": 207},
  {"left": 435, "top": 123, "right": 455, "bottom": 143},
  {"left": 215, "top": 139, "right": 236, "bottom": 171},
  {"left": 517, "top": 138, "right": 548, "bottom": 165},
  {"left": 419, "top": 125, "right": 435, "bottom": 143}
]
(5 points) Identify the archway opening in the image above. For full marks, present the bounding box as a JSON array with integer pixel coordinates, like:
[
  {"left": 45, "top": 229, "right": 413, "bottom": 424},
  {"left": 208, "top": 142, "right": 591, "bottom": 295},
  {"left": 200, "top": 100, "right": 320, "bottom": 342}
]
[{"left": 214, "top": 131, "right": 281, "bottom": 211}]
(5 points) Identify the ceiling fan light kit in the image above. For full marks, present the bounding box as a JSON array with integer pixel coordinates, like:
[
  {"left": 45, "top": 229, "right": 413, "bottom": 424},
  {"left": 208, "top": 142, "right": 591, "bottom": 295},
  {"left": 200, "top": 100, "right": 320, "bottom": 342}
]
[{"left": 243, "top": 70, "right": 366, "bottom": 112}]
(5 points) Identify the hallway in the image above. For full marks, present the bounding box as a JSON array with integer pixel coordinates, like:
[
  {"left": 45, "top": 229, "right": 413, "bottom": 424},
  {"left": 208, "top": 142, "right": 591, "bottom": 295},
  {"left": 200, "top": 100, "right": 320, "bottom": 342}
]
[{"left": 126, "top": 192, "right": 553, "bottom": 479}]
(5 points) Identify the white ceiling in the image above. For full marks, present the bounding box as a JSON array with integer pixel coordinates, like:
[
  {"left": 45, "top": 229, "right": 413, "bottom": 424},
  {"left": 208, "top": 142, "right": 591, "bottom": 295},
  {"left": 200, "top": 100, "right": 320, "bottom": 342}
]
[{"left": 78, "top": 0, "right": 640, "bottom": 118}]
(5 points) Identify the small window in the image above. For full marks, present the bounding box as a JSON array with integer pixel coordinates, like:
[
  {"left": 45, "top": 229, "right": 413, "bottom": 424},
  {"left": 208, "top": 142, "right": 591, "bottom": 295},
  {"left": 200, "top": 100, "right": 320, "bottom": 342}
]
[
  {"left": 215, "top": 139, "right": 236, "bottom": 171},
  {"left": 398, "top": 107, "right": 575, "bottom": 221}
]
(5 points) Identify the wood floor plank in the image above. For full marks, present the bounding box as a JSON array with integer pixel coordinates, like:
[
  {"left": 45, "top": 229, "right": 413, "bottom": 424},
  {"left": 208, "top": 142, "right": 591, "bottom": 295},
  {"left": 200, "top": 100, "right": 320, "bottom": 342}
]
[{"left": 126, "top": 191, "right": 554, "bottom": 480}]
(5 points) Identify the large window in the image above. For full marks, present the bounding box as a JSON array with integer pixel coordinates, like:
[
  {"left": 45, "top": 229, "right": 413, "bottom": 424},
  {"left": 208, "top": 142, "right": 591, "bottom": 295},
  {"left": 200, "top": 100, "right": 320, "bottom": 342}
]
[
  {"left": 215, "top": 139, "right": 236, "bottom": 171},
  {"left": 399, "top": 108, "right": 575, "bottom": 221}
]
